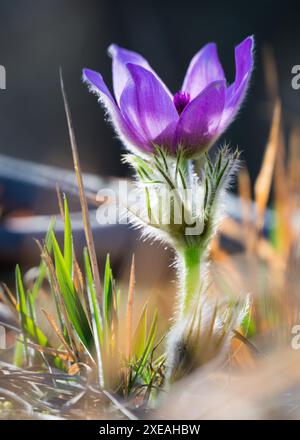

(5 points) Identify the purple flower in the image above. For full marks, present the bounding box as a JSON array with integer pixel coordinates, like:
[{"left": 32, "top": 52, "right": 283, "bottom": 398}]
[{"left": 83, "top": 36, "right": 254, "bottom": 157}]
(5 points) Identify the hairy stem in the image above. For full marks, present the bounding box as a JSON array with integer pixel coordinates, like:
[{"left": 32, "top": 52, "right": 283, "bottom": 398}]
[{"left": 180, "top": 245, "right": 202, "bottom": 319}]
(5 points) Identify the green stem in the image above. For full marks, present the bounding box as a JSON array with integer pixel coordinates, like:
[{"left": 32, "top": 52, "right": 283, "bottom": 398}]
[{"left": 181, "top": 245, "right": 202, "bottom": 318}]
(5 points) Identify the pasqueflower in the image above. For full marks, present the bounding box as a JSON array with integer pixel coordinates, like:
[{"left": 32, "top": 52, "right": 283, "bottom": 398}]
[{"left": 83, "top": 36, "right": 253, "bottom": 157}]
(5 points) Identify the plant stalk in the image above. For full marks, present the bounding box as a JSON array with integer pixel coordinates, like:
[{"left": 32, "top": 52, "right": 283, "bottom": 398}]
[{"left": 180, "top": 244, "right": 202, "bottom": 319}]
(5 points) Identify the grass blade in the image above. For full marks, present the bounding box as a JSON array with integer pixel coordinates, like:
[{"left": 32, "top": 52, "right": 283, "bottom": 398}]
[
  {"left": 31, "top": 218, "right": 56, "bottom": 302},
  {"left": 255, "top": 101, "right": 281, "bottom": 232},
  {"left": 133, "top": 303, "right": 148, "bottom": 360},
  {"left": 63, "top": 196, "right": 73, "bottom": 278},
  {"left": 15, "top": 265, "right": 29, "bottom": 363},
  {"left": 52, "top": 231, "right": 93, "bottom": 349},
  {"left": 84, "top": 247, "right": 104, "bottom": 386},
  {"left": 41, "top": 308, "right": 75, "bottom": 362},
  {"left": 131, "top": 309, "right": 158, "bottom": 387},
  {"left": 126, "top": 255, "right": 135, "bottom": 360},
  {"left": 103, "top": 254, "right": 113, "bottom": 329},
  {"left": 60, "top": 69, "right": 102, "bottom": 313}
]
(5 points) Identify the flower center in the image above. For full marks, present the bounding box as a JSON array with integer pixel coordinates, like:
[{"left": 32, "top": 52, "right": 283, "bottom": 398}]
[{"left": 173, "top": 91, "right": 190, "bottom": 115}]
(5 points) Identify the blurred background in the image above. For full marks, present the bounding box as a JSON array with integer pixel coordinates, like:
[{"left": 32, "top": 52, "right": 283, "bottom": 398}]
[
  {"left": 2, "top": 3, "right": 300, "bottom": 419},
  {"left": 0, "top": 0, "right": 299, "bottom": 179},
  {"left": 0, "top": 0, "right": 299, "bottom": 280}
]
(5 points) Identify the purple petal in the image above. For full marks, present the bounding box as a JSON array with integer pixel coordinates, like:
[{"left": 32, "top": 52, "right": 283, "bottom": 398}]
[
  {"left": 108, "top": 44, "right": 152, "bottom": 105},
  {"left": 83, "top": 68, "right": 114, "bottom": 101},
  {"left": 182, "top": 43, "right": 225, "bottom": 100},
  {"left": 82, "top": 68, "right": 149, "bottom": 152},
  {"left": 119, "top": 63, "right": 178, "bottom": 152},
  {"left": 220, "top": 36, "right": 254, "bottom": 130},
  {"left": 108, "top": 44, "right": 172, "bottom": 105},
  {"left": 174, "top": 80, "right": 226, "bottom": 154}
]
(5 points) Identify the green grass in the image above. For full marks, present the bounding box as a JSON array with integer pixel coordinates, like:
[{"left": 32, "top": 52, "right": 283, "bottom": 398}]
[{"left": 4, "top": 195, "right": 165, "bottom": 404}]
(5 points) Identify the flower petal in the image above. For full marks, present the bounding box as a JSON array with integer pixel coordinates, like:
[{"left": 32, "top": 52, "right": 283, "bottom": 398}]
[
  {"left": 120, "top": 63, "right": 178, "bottom": 152},
  {"left": 174, "top": 80, "right": 226, "bottom": 154},
  {"left": 108, "top": 44, "right": 172, "bottom": 105},
  {"left": 82, "top": 68, "right": 149, "bottom": 152},
  {"left": 220, "top": 36, "right": 254, "bottom": 130},
  {"left": 182, "top": 43, "right": 225, "bottom": 100},
  {"left": 108, "top": 44, "right": 152, "bottom": 105}
]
